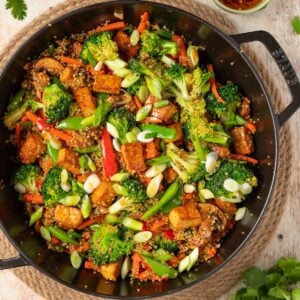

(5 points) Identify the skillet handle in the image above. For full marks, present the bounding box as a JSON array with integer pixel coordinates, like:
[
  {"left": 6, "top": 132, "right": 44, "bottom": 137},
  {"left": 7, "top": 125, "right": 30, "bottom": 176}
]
[
  {"left": 0, "top": 256, "right": 28, "bottom": 270},
  {"left": 231, "top": 30, "right": 300, "bottom": 127}
]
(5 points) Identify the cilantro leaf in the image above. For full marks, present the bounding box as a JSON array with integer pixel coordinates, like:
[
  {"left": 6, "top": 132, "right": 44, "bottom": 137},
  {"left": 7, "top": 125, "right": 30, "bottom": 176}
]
[
  {"left": 291, "top": 16, "right": 300, "bottom": 35},
  {"left": 277, "top": 258, "right": 300, "bottom": 273},
  {"left": 266, "top": 273, "right": 282, "bottom": 288},
  {"left": 268, "top": 287, "right": 291, "bottom": 300},
  {"left": 242, "top": 266, "right": 267, "bottom": 289},
  {"left": 5, "top": 0, "right": 27, "bottom": 20},
  {"left": 291, "top": 288, "right": 300, "bottom": 300}
]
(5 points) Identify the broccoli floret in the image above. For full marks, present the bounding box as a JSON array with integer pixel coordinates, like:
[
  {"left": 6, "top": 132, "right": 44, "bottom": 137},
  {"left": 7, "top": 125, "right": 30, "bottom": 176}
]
[
  {"left": 190, "top": 67, "right": 212, "bottom": 100},
  {"left": 173, "top": 90, "right": 231, "bottom": 159},
  {"left": 41, "top": 166, "right": 69, "bottom": 207},
  {"left": 80, "top": 31, "right": 118, "bottom": 65},
  {"left": 165, "top": 63, "right": 190, "bottom": 100},
  {"left": 154, "top": 236, "right": 179, "bottom": 253},
  {"left": 13, "top": 164, "right": 41, "bottom": 194},
  {"left": 205, "top": 83, "right": 245, "bottom": 127},
  {"left": 205, "top": 160, "right": 257, "bottom": 201},
  {"left": 122, "top": 177, "right": 147, "bottom": 203},
  {"left": 140, "top": 30, "right": 178, "bottom": 57},
  {"left": 89, "top": 224, "right": 133, "bottom": 265},
  {"left": 129, "top": 58, "right": 158, "bottom": 79},
  {"left": 166, "top": 142, "right": 207, "bottom": 183},
  {"left": 128, "top": 58, "right": 165, "bottom": 99},
  {"left": 71, "top": 179, "right": 85, "bottom": 198},
  {"left": 4, "top": 89, "right": 43, "bottom": 129},
  {"left": 42, "top": 83, "right": 72, "bottom": 123},
  {"left": 107, "top": 107, "right": 136, "bottom": 144}
]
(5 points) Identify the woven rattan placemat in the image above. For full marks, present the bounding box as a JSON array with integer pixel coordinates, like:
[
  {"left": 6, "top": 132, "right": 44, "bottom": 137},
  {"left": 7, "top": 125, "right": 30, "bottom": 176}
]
[{"left": 0, "top": 0, "right": 292, "bottom": 299}]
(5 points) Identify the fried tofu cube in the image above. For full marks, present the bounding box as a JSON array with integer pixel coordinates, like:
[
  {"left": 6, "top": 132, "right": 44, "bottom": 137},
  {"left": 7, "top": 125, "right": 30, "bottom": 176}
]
[
  {"left": 20, "top": 133, "right": 46, "bottom": 164},
  {"left": 164, "top": 122, "right": 183, "bottom": 143},
  {"left": 74, "top": 87, "right": 96, "bottom": 117},
  {"left": 99, "top": 261, "right": 122, "bottom": 281},
  {"left": 144, "top": 139, "right": 160, "bottom": 160},
  {"left": 54, "top": 204, "right": 83, "bottom": 229},
  {"left": 93, "top": 74, "right": 122, "bottom": 95},
  {"left": 57, "top": 148, "right": 81, "bottom": 175},
  {"left": 169, "top": 203, "right": 202, "bottom": 230},
  {"left": 163, "top": 167, "right": 178, "bottom": 184},
  {"left": 121, "top": 142, "right": 147, "bottom": 173},
  {"left": 60, "top": 67, "right": 74, "bottom": 85},
  {"left": 91, "top": 180, "right": 117, "bottom": 207},
  {"left": 152, "top": 102, "right": 177, "bottom": 122}
]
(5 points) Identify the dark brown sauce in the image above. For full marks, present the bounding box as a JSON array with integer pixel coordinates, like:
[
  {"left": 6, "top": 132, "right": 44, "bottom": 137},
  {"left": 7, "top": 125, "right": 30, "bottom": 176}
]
[{"left": 219, "top": 0, "right": 264, "bottom": 10}]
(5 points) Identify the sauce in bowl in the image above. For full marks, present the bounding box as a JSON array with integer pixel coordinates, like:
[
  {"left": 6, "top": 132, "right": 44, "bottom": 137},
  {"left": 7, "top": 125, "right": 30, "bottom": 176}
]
[{"left": 219, "top": 0, "right": 264, "bottom": 10}]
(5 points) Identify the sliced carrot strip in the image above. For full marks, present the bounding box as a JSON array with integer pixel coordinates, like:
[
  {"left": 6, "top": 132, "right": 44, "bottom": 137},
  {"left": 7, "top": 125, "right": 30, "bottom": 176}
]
[
  {"left": 15, "top": 122, "right": 21, "bottom": 146},
  {"left": 133, "top": 95, "right": 142, "bottom": 109},
  {"left": 96, "top": 21, "right": 125, "bottom": 33},
  {"left": 207, "top": 64, "right": 226, "bottom": 104},
  {"left": 25, "top": 111, "right": 40, "bottom": 123},
  {"left": 77, "top": 215, "right": 104, "bottom": 230},
  {"left": 245, "top": 122, "right": 257, "bottom": 134},
  {"left": 50, "top": 237, "right": 59, "bottom": 245},
  {"left": 229, "top": 153, "right": 258, "bottom": 164},
  {"left": 137, "top": 12, "right": 149, "bottom": 34},
  {"left": 86, "top": 65, "right": 105, "bottom": 75},
  {"left": 84, "top": 260, "right": 97, "bottom": 271},
  {"left": 47, "top": 128, "right": 72, "bottom": 142},
  {"left": 60, "top": 56, "right": 83, "bottom": 66},
  {"left": 23, "top": 193, "right": 43, "bottom": 204}
]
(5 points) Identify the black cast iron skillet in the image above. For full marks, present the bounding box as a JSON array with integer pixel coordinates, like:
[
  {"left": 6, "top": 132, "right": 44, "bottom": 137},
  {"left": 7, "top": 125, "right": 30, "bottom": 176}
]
[{"left": 0, "top": 1, "right": 299, "bottom": 298}]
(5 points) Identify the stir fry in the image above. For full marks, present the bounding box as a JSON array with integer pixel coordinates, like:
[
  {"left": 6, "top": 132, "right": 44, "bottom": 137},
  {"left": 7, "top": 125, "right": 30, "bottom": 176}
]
[{"left": 4, "top": 12, "right": 258, "bottom": 282}]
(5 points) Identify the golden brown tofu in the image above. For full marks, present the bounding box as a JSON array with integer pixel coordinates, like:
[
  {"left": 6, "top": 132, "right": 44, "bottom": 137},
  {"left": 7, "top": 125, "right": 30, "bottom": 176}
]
[
  {"left": 93, "top": 74, "right": 122, "bottom": 95},
  {"left": 91, "top": 180, "right": 117, "bottom": 207},
  {"left": 73, "top": 87, "right": 96, "bottom": 117},
  {"left": 231, "top": 126, "right": 254, "bottom": 155},
  {"left": 54, "top": 204, "right": 83, "bottom": 229},
  {"left": 99, "top": 261, "right": 122, "bottom": 281},
  {"left": 39, "top": 155, "right": 54, "bottom": 174},
  {"left": 57, "top": 148, "right": 81, "bottom": 175},
  {"left": 121, "top": 142, "right": 147, "bottom": 173},
  {"left": 169, "top": 203, "right": 202, "bottom": 230},
  {"left": 151, "top": 102, "right": 177, "bottom": 122},
  {"left": 144, "top": 139, "right": 160, "bottom": 160},
  {"left": 60, "top": 67, "right": 74, "bottom": 85},
  {"left": 19, "top": 133, "right": 46, "bottom": 164},
  {"left": 164, "top": 122, "right": 183, "bottom": 143},
  {"left": 163, "top": 167, "right": 178, "bottom": 184}
]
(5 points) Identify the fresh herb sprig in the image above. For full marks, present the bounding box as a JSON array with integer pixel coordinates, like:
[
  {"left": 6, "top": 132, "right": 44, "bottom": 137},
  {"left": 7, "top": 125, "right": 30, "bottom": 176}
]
[
  {"left": 231, "top": 257, "right": 300, "bottom": 300},
  {"left": 5, "top": 0, "right": 27, "bottom": 21}
]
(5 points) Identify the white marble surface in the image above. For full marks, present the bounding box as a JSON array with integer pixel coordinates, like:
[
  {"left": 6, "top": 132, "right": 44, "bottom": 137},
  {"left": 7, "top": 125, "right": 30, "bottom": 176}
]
[{"left": 0, "top": 1, "right": 299, "bottom": 299}]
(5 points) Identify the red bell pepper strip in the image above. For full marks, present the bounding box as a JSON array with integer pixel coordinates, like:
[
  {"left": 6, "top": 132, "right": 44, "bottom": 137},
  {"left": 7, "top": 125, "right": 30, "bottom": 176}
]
[
  {"left": 101, "top": 128, "right": 118, "bottom": 178},
  {"left": 163, "top": 229, "right": 175, "bottom": 240}
]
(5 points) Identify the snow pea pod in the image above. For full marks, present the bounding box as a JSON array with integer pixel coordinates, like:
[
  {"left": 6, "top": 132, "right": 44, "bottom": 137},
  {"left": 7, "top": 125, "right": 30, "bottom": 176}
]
[
  {"left": 141, "top": 255, "right": 178, "bottom": 278},
  {"left": 47, "top": 142, "right": 59, "bottom": 163},
  {"left": 29, "top": 207, "right": 43, "bottom": 226},
  {"left": 74, "top": 145, "right": 99, "bottom": 154},
  {"left": 48, "top": 226, "right": 79, "bottom": 245},
  {"left": 142, "top": 180, "right": 179, "bottom": 220},
  {"left": 140, "top": 124, "right": 176, "bottom": 139},
  {"left": 56, "top": 116, "right": 84, "bottom": 130}
]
